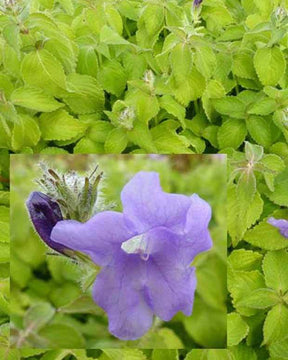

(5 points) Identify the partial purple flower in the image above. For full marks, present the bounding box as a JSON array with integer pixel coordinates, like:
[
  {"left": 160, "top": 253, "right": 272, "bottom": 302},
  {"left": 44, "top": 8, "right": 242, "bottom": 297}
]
[
  {"left": 193, "top": 0, "right": 203, "bottom": 7},
  {"left": 26, "top": 192, "right": 68, "bottom": 254},
  {"left": 268, "top": 217, "right": 288, "bottom": 238},
  {"left": 50, "top": 172, "right": 212, "bottom": 340}
]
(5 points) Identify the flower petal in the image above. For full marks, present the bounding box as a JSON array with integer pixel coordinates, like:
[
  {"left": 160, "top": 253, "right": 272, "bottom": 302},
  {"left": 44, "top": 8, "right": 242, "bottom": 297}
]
[
  {"left": 268, "top": 217, "right": 288, "bottom": 238},
  {"left": 51, "top": 211, "right": 134, "bottom": 266},
  {"left": 121, "top": 171, "right": 191, "bottom": 233},
  {"left": 92, "top": 253, "right": 153, "bottom": 340},
  {"left": 144, "top": 227, "right": 197, "bottom": 320},
  {"left": 181, "top": 194, "right": 213, "bottom": 263}
]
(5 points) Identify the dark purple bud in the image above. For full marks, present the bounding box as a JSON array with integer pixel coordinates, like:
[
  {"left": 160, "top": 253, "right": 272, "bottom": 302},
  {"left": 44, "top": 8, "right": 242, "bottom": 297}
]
[
  {"left": 193, "top": 0, "right": 203, "bottom": 6},
  {"left": 26, "top": 191, "right": 68, "bottom": 254}
]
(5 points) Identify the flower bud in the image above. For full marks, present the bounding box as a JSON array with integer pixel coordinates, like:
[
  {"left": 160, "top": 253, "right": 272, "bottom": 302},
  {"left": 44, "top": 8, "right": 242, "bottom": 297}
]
[{"left": 26, "top": 191, "right": 69, "bottom": 254}]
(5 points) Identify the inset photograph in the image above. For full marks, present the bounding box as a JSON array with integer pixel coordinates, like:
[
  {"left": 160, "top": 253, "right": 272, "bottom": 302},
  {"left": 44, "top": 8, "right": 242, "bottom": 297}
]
[{"left": 10, "top": 154, "right": 226, "bottom": 349}]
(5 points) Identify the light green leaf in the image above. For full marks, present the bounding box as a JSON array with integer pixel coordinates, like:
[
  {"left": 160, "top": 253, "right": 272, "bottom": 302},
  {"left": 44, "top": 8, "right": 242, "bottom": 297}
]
[
  {"left": 24, "top": 303, "right": 55, "bottom": 332},
  {"left": 21, "top": 49, "right": 66, "bottom": 96},
  {"left": 263, "top": 250, "right": 288, "bottom": 293},
  {"left": 39, "top": 109, "right": 88, "bottom": 141},
  {"left": 194, "top": 46, "right": 216, "bottom": 79},
  {"left": 98, "top": 60, "right": 127, "bottom": 97},
  {"left": 237, "top": 288, "right": 280, "bottom": 309},
  {"left": 63, "top": 73, "right": 104, "bottom": 114},
  {"left": 103, "top": 349, "right": 147, "bottom": 360},
  {"left": 12, "top": 115, "right": 40, "bottom": 151},
  {"left": 227, "top": 312, "right": 249, "bottom": 346},
  {"left": 38, "top": 323, "right": 85, "bottom": 348},
  {"left": 254, "top": 47, "right": 286, "bottom": 86},
  {"left": 11, "top": 87, "right": 64, "bottom": 112},
  {"left": 218, "top": 119, "right": 247, "bottom": 149},
  {"left": 213, "top": 96, "right": 246, "bottom": 119},
  {"left": 228, "top": 249, "right": 263, "bottom": 272},
  {"left": 244, "top": 219, "right": 288, "bottom": 250},
  {"left": 159, "top": 95, "right": 185, "bottom": 126},
  {"left": 263, "top": 304, "right": 288, "bottom": 345},
  {"left": 104, "top": 128, "right": 128, "bottom": 153}
]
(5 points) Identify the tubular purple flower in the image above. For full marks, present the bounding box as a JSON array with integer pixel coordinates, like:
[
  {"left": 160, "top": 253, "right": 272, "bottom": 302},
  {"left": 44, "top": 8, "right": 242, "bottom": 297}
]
[
  {"left": 50, "top": 172, "right": 213, "bottom": 340},
  {"left": 267, "top": 217, "right": 288, "bottom": 238},
  {"left": 26, "top": 191, "right": 68, "bottom": 254}
]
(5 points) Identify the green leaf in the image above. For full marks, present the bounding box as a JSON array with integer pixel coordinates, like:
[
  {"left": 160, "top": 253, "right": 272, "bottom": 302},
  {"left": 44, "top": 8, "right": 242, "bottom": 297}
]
[
  {"left": 228, "top": 249, "right": 263, "bottom": 272},
  {"left": 159, "top": 95, "right": 185, "bottom": 127},
  {"left": 21, "top": 49, "right": 66, "bottom": 96},
  {"left": 263, "top": 250, "right": 288, "bottom": 293},
  {"left": 263, "top": 304, "right": 288, "bottom": 345},
  {"left": 194, "top": 46, "right": 217, "bottom": 79},
  {"left": 0, "top": 206, "right": 9, "bottom": 243},
  {"left": 11, "top": 87, "right": 64, "bottom": 112},
  {"left": 103, "top": 349, "right": 147, "bottom": 360},
  {"left": 237, "top": 288, "right": 280, "bottom": 309},
  {"left": 41, "top": 349, "right": 87, "bottom": 360},
  {"left": 244, "top": 219, "right": 288, "bottom": 250},
  {"left": 247, "top": 116, "right": 273, "bottom": 148},
  {"left": 228, "top": 344, "right": 257, "bottom": 360},
  {"left": 24, "top": 303, "right": 55, "bottom": 332},
  {"left": 77, "top": 46, "right": 99, "bottom": 77},
  {"left": 183, "top": 297, "right": 226, "bottom": 348},
  {"left": 266, "top": 168, "right": 288, "bottom": 206},
  {"left": 63, "top": 73, "right": 105, "bottom": 114},
  {"left": 170, "top": 43, "right": 192, "bottom": 81},
  {"left": 247, "top": 97, "right": 277, "bottom": 115},
  {"left": 269, "top": 337, "right": 288, "bottom": 358},
  {"left": 98, "top": 60, "right": 127, "bottom": 97},
  {"left": 39, "top": 109, "right": 88, "bottom": 141},
  {"left": 38, "top": 323, "right": 85, "bottom": 348},
  {"left": 151, "top": 121, "right": 191, "bottom": 154},
  {"left": 12, "top": 115, "right": 40, "bottom": 151},
  {"left": 254, "top": 47, "right": 286, "bottom": 86},
  {"left": 152, "top": 350, "right": 178, "bottom": 360},
  {"left": 227, "top": 312, "right": 249, "bottom": 346},
  {"left": 104, "top": 128, "right": 128, "bottom": 153},
  {"left": 212, "top": 97, "right": 246, "bottom": 119},
  {"left": 229, "top": 270, "right": 265, "bottom": 316},
  {"left": 218, "top": 119, "right": 247, "bottom": 149},
  {"left": 232, "top": 51, "right": 257, "bottom": 79}
]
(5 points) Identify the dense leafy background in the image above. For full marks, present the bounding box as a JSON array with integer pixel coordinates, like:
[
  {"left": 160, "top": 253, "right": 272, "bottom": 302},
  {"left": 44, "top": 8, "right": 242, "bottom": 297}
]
[
  {"left": 0, "top": 153, "right": 9, "bottom": 348},
  {"left": 0, "top": 348, "right": 233, "bottom": 360},
  {"left": 10, "top": 154, "right": 226, "bottom": 349},
  {"left": 0, "top": 0, "right": 288, "bottom": 155}
]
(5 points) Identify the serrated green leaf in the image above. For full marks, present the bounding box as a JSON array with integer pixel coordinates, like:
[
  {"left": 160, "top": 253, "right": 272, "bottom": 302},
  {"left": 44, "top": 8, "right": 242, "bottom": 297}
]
[
  {"left": 213, "top": 97, "right": 246, "bottom": 119},
  {"left": 263, "top": 250, "right": 288, "bottom": 293},
  {"left": 237, "top": 288, "right": 280, "bottom": 309},
  {"left": 228, "top": 249, "right": 263, "bottom": 271},
  {"left": 21, "top": 49, "right": 66, "bottom": 96},
  {"left": 24, "top": 303, "right": 55, "bottom": 332},
  {"left": 39, "top": 109, "right": 88, "bottom": 141},
  {"left": 254, "top": 47, "right": 286, "bottom": 86},
  {"left": 228, "top": 312, "right": 249, "bottom": 346},
  {"left": 218, "top": 119, "right": 247, "bottom": 149},
  {"left": 11, "top": 87, "right": 64, "bottom": 112},
  {"left": 263, "top": 304, "right": 288, "bottom": 345},
  {"left": 12, "top": 115, "right": 40, "bottom": 151},
  {"left": 63, "top": 73, "right": 104, "bottom": 114},
  {"left": 104, "top": 128, "right": 127, "bottom": 153},
  {"left": 244, "top": 219, "right": 288, "bottom": 250}
]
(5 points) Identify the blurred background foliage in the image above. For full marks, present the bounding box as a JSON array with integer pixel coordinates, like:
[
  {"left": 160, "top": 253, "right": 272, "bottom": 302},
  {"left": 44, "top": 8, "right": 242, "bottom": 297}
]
[
  {"left": 10, "top": 154, "right": 226, "bottom": 349},
  {"left": 0, "top": 151, "right": 10, "bottom": 348}
]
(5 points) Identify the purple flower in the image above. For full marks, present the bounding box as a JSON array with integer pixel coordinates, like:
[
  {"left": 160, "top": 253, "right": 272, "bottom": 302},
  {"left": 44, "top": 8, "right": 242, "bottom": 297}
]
[
  {"left": 268, "top": 217, "right": 288, "bottom": 238},
  {"left": 50, "top": 172, "right": 212, "bottom": 340},
  {"left": 26, "top": 192, "right": 68, "bottom": 254},
  {"left": 193, "top": 0, "right": 203, "bottom": 7}
]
